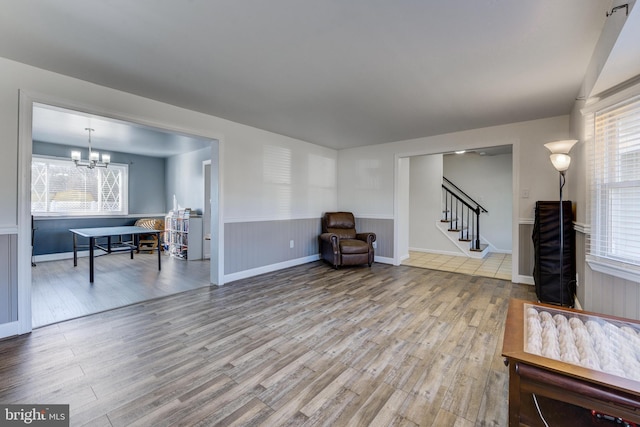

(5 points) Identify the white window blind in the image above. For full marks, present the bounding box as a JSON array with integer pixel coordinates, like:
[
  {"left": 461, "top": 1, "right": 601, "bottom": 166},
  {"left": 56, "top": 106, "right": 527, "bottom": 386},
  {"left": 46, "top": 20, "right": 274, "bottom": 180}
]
[
  {"left": 589, "top": 94, "right": 640, "bottom": 275},
  {"left": 31, "top": 155, "right": 128, "bottom": 216}
]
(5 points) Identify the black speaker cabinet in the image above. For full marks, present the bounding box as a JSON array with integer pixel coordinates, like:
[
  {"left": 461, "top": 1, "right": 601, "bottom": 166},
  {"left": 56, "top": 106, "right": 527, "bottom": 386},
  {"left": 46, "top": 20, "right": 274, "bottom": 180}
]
[{"left": 532, "top": 201, "right": 575, "bottom": 307}]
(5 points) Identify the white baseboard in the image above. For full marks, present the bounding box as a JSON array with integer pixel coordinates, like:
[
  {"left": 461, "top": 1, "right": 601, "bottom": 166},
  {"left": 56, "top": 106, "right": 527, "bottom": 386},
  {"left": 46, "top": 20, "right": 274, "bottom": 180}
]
[
  {"left": 516, "top": 275, "right": 535, "bottom": 285},
  {"left": 0, "top": 321, "right": 20, "bottom": 340},
  {"left": 408, "top": 247, "right": 465, "bottom": 257},
  {"left": 224, "top": 254, "right": 321, "bottom": 284},
  {"left": 223, "top": 253, "right": 394, "bottom": 284},
  {"left": 491, "top": 249, "right": 513, "bottom": 254},
  {"left": 374, "top": 256, "right": 394, "bottom": 265}
]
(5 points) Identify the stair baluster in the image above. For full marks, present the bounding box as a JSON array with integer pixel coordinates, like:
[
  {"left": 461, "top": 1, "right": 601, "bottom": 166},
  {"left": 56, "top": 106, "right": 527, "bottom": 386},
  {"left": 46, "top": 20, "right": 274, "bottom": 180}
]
[{"left": 441, "top": 177, "right": 488, "bottom": 252}]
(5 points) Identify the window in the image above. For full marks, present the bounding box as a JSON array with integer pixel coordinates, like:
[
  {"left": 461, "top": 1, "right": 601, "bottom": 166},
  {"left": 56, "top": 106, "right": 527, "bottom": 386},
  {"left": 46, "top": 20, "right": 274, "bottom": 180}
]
[
  {"left": 31, "top": 155, "right": 128, "bottom": 216},
  {"left": 588, "top": 94, "right": 640, "bottom": 278}
]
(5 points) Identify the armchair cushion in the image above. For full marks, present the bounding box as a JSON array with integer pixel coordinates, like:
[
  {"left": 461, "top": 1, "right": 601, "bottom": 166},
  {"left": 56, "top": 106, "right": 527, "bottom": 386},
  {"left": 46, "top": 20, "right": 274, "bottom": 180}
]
[
  {"left": 339, "top": 239, "right": 369, "bottom": 254},
  {"left": 323, "top": 211, "right": 357, "bottom": 239}
]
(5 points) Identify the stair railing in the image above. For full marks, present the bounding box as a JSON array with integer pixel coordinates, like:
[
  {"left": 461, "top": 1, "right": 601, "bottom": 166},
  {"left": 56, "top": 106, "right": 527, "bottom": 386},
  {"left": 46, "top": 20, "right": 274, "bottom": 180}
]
[{"left": 442, "top": 177, "right": 488, "bottom": 251}]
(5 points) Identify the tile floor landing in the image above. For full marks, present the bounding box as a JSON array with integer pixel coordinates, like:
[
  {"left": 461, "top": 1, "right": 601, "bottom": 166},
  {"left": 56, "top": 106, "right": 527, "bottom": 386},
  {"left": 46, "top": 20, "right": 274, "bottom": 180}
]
[{"left": 402, "top": 251, "right": 512, "bottom": 281}]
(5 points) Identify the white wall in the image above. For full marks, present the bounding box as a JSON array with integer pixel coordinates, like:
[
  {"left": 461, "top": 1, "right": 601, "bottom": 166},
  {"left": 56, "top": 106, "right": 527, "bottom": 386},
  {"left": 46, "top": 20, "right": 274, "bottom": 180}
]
[
  {"left": 338, "top": 115, "right": 571, "bottom": 270},
  {"left": 397, "top": 157, "right": 410, "bottom": 261},
  {"left": 443, "top": 151, "right": 512, "bottom": 251},
  {"left": 339, "top": 116, "right": 569, "bottom": 218},
  {"left": 166, "top": 147, "right": 212, "bottom": 214},
  {"left": 0, "top": 56, "right": 338, "bottom": 335},
  {"left": 225, "top": 134, "right": 337, "bottom": 222},
  {"left": 409, "top": 154, "right": 459, "bottom": 253},
  {"left": 0, "top": 56, "right": 337, "bottom": 228}
]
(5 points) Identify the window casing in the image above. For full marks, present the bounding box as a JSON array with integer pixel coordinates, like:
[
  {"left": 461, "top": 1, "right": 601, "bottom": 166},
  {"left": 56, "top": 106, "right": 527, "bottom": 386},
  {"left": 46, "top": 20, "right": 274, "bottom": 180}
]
[
  {"left": 31, "top": 155, "right": 128, "bottom": 216},
  {"left": 587, "top": 94, "right": 640, "bottom": 278}
]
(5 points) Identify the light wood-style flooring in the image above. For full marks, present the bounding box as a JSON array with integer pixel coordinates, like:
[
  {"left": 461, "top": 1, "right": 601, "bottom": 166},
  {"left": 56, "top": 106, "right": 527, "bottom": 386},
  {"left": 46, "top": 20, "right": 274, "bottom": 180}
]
[
  {"left": 32, "top": 252, "right": 211, "bottom": 327},
  {"left": 3, "top": 261, "right": 536, "bottom": 426}
]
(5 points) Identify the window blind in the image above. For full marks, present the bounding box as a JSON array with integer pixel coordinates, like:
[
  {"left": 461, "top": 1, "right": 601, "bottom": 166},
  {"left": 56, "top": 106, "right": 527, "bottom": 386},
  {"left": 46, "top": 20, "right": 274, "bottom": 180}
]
[
  {"left": 31, "top": 155, "right": 128, "bottom": 216},
  {"left": 589, "top": 94, "right": 640, "bottom": 274}
]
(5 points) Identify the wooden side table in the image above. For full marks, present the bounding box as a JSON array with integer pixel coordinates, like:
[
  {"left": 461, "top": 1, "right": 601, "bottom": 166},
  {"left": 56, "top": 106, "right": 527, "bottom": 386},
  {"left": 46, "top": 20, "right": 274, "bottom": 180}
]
[{"left": 502, "top": 299, "right": 640, "bottom": 426}]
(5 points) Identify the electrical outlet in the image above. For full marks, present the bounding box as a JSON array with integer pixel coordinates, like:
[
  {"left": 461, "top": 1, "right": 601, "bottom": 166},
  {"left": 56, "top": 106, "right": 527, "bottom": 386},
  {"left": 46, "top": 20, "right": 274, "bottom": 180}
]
[
  {"left": 290, "top": 240, "right": 294, "bottom": 249},
  {"left": 372, "top": 242, "right": 377, "bottom": 249}
]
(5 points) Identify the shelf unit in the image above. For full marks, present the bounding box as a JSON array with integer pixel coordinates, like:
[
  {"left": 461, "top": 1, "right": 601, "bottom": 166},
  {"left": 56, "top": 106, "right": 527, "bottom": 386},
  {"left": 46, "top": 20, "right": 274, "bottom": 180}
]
[{"left": 164, "top": 209, "right": 202, "bottom": 260}]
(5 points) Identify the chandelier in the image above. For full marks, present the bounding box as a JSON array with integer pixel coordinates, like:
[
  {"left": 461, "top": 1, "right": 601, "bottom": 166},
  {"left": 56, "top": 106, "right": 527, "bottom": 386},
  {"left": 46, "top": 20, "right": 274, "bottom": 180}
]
[{"left": 71, "top": 128, "right": 110, "bottom": 169}]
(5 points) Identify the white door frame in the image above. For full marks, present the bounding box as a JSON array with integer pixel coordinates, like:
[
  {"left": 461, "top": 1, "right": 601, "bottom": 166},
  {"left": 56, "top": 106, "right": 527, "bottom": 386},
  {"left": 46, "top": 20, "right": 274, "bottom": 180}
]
[
  {"left": 202, "top": 159, "right": 212, "bottom": 260},
  {"left": 16, "top": 90, "right": 224, "bottom": 336},
  {"left": 393, "top": 141, "right": 520, "bottom": 283}
]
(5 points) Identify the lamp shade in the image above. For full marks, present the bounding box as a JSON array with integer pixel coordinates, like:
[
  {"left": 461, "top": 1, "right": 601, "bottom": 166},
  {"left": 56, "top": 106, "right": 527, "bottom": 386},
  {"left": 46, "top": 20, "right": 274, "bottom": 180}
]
[
  {"left": 544, "top": 139, "right": 577, "bottom": 155},
  {"left": 550, "top": 153, "right": 571, "bottom": 172},
  {"left": 544, "top": 139, "right": 577, "bottom": 172}
]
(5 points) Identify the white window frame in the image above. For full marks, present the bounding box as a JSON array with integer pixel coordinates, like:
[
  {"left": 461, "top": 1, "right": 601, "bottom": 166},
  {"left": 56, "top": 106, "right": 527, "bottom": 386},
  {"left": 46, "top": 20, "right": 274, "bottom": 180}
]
[
  {"left": 31, "top": 154, "right": 129, "bottom": 217},
  {"left": 583, "top": 83, "right": 640, "bottom": 282}
]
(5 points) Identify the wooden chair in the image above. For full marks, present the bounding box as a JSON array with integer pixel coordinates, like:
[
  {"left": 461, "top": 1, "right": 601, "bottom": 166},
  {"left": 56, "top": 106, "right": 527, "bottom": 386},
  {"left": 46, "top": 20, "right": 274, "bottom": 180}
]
[{"left": 134, "top": 218, "right": 164, "bottom": 253}]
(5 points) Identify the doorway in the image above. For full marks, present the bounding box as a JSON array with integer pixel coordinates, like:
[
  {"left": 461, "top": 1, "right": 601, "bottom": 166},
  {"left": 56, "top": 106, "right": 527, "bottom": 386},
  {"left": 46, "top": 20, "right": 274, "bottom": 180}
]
[
  {"left": 395, "top": 144, "right": 517, "bottom": 282},
  {"left": 19, "top": 95, "right": 222, "bottom": 330}
]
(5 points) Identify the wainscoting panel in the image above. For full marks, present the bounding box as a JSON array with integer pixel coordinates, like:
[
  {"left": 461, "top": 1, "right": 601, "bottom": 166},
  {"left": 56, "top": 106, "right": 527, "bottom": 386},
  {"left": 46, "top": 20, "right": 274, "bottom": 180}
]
[
  {"left": 575, "top": 231, "right": 586, "bottom": 309},
  {"left": 224, "top": 218, "right": 322, "bottom": 274},
  {"left": 355, "top": 217, "right": 394, "bottom": 259},
  {"left": 585, "top": 266, "right": 640, "bottom": 321},
  {"left": 574, "top": 228, "right": 640, "bottom": 321},
  {"left": 0, "top": 234, "right": 18, "bottom": 324},
  {"left": 33, "top": 216, "right": 163, "bottom": 255}
]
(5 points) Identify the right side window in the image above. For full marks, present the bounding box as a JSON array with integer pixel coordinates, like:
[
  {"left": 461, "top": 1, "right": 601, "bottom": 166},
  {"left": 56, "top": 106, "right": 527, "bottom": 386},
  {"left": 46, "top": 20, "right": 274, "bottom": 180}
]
[{"left": 589, "top": 94, "right": 640, "bottom": 275}]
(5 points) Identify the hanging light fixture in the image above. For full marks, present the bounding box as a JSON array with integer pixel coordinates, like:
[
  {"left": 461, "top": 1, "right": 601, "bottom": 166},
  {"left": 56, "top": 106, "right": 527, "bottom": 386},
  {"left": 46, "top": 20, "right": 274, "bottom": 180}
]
[{"left": 71, "top": 128, "right": 110, "bottom": 169}]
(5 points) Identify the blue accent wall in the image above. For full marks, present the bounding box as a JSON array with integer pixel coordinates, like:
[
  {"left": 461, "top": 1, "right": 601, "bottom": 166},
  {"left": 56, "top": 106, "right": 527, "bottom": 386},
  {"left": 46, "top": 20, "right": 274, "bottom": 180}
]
[
  {"left": 32, "top": 141, "right": 167, "bottom": 255},
  {"left": 33, "top": 141, "right": 167, "bottom": 213},
  {"left": 165, "top": 147, "right": 211, "bottom": 215},
  {"left": 32, "top": 216, "right": 157, "bottom": 255}
]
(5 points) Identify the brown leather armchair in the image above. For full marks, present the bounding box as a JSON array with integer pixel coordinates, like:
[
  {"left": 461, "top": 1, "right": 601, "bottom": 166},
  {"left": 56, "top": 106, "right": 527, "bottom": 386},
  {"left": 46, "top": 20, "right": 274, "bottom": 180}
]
[{"left": 319, "top": 212, "right": 376, "bottom": 268}]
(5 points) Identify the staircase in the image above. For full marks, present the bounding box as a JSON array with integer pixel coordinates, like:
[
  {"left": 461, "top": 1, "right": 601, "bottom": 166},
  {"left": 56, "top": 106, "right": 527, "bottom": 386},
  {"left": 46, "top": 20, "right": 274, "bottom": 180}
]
[{"left": 440, "top": 177, "right": 490, "bottom": 258}]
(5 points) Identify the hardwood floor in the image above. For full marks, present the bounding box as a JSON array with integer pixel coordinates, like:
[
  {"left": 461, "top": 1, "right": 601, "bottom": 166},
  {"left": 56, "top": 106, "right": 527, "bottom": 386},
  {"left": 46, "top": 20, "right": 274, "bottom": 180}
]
[
  {"left": 3, "top": 261, "right": 536, "bottom": 426},
  {"left": 32, "top": 252, "right": 211, "bottom": 327}
]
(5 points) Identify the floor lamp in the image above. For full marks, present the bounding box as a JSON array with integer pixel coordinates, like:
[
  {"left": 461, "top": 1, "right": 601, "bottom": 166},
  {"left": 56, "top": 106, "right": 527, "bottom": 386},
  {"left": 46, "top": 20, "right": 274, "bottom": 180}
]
[{"left": 544, "top": 139, "right": 577, "bottom": 307}]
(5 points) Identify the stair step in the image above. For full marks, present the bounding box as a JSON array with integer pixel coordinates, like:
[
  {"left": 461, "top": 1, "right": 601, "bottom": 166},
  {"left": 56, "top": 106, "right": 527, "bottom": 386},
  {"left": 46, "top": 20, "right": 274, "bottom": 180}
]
[
  {"left": 448, "top": 228, "right": 461, "bottom": 232},
  {"left": 470, "top": 243, "right": 489, "bottom": 252}
]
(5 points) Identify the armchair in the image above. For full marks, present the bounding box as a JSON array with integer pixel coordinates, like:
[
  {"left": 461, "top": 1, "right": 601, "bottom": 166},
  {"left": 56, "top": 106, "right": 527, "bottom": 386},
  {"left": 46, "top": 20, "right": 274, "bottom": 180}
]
[{"left": 319, "top": 212, "right": 376, "bottom": 268}]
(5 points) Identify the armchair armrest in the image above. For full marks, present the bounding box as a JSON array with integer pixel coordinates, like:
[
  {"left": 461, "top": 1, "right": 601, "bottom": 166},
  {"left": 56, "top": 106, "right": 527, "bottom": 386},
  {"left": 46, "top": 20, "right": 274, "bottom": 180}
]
[
  {"left": 320, "top": 232, "right": 339, "bottom": 246},
  {"left": 356, "top": 232, "right": 376, "bottom": 245}
]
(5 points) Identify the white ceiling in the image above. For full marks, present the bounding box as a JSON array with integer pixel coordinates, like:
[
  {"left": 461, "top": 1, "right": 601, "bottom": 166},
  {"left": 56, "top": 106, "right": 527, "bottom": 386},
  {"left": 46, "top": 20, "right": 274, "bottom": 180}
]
[
  {"left": 1, "top": 1, "right": 635, "bottom": 150},
  {"left": 32, "top": 104, "right": 211, "bottom": 157}
]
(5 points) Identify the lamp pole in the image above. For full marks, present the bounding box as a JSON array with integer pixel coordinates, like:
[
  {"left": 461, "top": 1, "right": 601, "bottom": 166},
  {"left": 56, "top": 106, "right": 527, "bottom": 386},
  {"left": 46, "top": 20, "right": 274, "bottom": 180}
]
[
  {"left": 544, "top": 139, "right": 577, "bottom": 307},
  {"left": 559, "top": 170, "right": 565, "bottom": 307}
]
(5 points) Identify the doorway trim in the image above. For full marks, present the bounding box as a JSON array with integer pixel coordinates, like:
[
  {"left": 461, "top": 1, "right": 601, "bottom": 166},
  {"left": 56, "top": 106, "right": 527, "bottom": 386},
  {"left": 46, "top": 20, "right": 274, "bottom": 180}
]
[
  {"left": 17, "top": 90, "right": 223, "bottom": 335},
  {"left": 202, "top": 160, "right": 212, "bottom": 260},
  {"left": 393, "top": 141, "right": 520, "bottom": 283}
]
